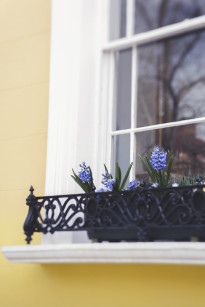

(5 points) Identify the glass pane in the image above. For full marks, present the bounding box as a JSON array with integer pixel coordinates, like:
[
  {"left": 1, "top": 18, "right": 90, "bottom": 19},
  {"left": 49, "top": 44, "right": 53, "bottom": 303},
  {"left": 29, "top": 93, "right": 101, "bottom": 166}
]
[
  {"left": 137, "top": 30, "right": 205, "bottom": 127},
  {"left": 135, "top": 123, "right": 205, "bottom": 181},
  {"left": 115, "top": 134, "right": 130, "bottom": 181},
  {"left": 110, "top": 0, "right": 127, "bottom": 40},
  {"left": 115, "top": 49, "right": 132, "bottom": 130},
  {"left": 134, "top": 0, "right": 205, "bottom": 34}
]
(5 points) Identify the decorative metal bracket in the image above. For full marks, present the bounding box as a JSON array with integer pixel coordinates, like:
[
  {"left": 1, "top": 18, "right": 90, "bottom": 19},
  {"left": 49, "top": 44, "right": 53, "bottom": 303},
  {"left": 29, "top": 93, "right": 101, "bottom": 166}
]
[
  {"left": 24, "top": 186, "right": 42, "bottom": 244},
  {"left": 23, "top": 184, "right": 205, "bottom": 244}
]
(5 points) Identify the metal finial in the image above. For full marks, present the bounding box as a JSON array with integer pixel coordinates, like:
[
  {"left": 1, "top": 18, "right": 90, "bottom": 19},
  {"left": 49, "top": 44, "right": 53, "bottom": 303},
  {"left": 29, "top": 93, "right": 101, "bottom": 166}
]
[{"left": 29, "top": 185, "right": 34, "bottom": 193}]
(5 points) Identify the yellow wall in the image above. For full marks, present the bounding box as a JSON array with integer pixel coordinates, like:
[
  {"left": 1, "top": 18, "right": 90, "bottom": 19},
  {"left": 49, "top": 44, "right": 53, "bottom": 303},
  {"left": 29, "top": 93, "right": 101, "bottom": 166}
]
[{"left": 1, "top": 1, "right": 205, "bottom": 307}]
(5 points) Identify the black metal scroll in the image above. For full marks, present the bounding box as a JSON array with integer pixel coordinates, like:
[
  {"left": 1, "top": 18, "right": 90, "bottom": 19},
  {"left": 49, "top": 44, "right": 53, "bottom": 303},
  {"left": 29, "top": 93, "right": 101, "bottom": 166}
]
[{"left": 24, "top": 184, "right": 205, "bottom": 243}]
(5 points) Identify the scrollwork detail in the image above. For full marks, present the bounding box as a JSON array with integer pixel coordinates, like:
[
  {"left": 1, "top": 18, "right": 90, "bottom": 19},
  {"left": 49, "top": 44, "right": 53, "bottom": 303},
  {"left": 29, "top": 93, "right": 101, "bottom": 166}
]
[{"left": 24, "top": 185, "right": 205, "bottom": 243}]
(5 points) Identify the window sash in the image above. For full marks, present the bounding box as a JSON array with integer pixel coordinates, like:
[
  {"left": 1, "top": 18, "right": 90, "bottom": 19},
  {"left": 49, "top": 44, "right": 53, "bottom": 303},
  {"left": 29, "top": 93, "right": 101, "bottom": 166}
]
[
  {"left": 111, "top": 117, "right": 205, "bottom": 136},
  {"left": 104, "top": 4, "right": 205, "bottom": 179},
  {"left": 104, "top": 15, "right": 205, "bottom": 51}
]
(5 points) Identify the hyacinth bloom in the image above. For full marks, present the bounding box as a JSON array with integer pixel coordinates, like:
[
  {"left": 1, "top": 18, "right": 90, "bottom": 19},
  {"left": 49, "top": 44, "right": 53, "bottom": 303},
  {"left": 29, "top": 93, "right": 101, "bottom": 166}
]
[
  {"left": 139, "top": 146, "right": 174, "bottom": 187},
  {"left": 72, "top": 161, "right": 133, "bottom": 192},
  {"left": 101, "top": 171, "right": 116, "bottom": 191},
  {"left": 78, "top": 162, "right": 91, "bottom": 183},
  {"left": 150, "top": 147, "right": 167, "bottom": 170},
  {"left": 96, "top": 187, "right": 108, "bottom": 193},
  {"left": 126, "top": 180, "right": 140, "bottom": 190}
]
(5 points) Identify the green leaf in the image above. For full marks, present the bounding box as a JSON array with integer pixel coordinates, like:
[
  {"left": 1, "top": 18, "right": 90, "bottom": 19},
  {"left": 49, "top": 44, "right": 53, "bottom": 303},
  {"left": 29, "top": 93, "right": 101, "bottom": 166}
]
[
  {"left": 120, "top": 162, "right": 133, "bottom": 190},
  {"left": 71, "top": 174, "right": 89, "bottom": 193},
  {"left": 139, "top": 154, "right": 156, "bottom": 183},
  {"left": 144, "top": 154, "right": 158, "bottom": 182},
  {"left": 72, "top": 168, "right": 78, "bottom": 178},
  {"left": 71, "top": 168, "right": 92, "bottom": 193},
  {"left": 115, "top": 162, "right": 121, "bottom": 190},
  {"left": 159, "top": 170, "right": 167, "bottom": 186},
  {"left": 104, "top": 164, "right": 109, "bottom": 175},
  {"left": 166, "top": 151, "right": 174, "bottom": 183},
  {"left": 158, "top": 170, "right": 163, "bottom": 186},
  {"left": 71, "top": 169, "right": 83, "bottom": 186},
  {"left": 88, "top": 166, "right": 94, "bottom": 191}
]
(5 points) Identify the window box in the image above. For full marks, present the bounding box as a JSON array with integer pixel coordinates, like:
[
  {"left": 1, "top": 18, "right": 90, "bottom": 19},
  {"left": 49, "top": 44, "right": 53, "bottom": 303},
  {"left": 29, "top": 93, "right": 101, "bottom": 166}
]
[{"left": 24, "top": 184, "right": 205, "bottom": 244}]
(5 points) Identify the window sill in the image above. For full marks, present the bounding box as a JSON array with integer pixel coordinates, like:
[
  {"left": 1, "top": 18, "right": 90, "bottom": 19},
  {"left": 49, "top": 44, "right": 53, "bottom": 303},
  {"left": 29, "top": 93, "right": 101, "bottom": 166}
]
[{"left": 2, "top": 242, "right": 205, "bottom": 264}]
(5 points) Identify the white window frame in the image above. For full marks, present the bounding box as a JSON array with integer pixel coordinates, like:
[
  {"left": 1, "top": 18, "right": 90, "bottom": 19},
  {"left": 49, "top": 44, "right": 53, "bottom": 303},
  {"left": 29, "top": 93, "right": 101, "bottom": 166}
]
[
  {"left": 43, "top": 0, "right": 111, "bottom": 244},
  {"left": 104, "top": 5, "right": 205, "bottom": 181},
  {"left": 3, "top": 0, "right": 205, "bottom": 263}
]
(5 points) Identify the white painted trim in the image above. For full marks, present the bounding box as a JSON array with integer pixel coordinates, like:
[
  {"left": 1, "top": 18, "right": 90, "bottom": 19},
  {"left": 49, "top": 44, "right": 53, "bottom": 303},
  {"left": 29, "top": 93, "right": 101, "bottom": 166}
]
[
  {"left": 106, "top": 51, "right": 116, "bottom": 172},
  {"left": 111, "top": 117, "right": 205, "bottom": 136},
  {"left": 3, "top": 242, "right": 205, "bottom": 264},
  {"left": 94, "top": 52, "right": 111, "bottom": 187},
  {"left": 126, "top": 0, "right": 135, "bottom": 37},
  {"left": 103, "top": 15, "right": 205, "bottom": 51},
  {"left": 44, "top": 0, "right": 110, "bottom": 243},
  {"left": 130, "top": 46, "right": 137, "bottom": 180}
]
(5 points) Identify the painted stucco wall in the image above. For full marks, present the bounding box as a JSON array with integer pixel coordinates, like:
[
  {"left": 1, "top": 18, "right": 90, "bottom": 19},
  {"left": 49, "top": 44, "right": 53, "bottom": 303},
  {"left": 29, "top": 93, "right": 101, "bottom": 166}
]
[{"left": 1, "top": 1, "right": 205, "bottom": 307}]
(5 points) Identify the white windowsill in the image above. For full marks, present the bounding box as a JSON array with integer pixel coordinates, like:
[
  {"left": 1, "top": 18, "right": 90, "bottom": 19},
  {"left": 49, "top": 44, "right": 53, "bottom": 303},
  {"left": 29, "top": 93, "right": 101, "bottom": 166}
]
[{"left": 2, "top": 242, "right": 205, "bottom": 264}]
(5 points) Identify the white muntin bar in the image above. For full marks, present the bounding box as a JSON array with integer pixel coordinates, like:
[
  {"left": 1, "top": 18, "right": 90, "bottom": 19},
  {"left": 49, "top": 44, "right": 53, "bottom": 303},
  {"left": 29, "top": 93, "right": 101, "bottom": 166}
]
[
  {"left": 106, "top": 51, "right": 116, "bottom": 172},
  {"left": 130, "top": 46, "right": 137, "bottom": 180},
  {"left": 111, "top": 117, "right": 205, "bottom": 136},
  {"left": 103, "top": 15, "right": 205, "bottom": 52},
  {"left": 94, "top": 52, "right": 111, "bottom": 187},
  {"left": 126, "top": 0, "right": 135, "bottom": 37}
]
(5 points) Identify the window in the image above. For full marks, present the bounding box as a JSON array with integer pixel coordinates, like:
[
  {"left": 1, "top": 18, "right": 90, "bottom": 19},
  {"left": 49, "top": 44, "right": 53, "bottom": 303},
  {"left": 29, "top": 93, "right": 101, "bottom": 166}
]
[
  {"left": 4, "top": 0, "right": 205, "bottom": 263},
  {"left": 104, "top": 0, "right": 205, "bottom": 184}
]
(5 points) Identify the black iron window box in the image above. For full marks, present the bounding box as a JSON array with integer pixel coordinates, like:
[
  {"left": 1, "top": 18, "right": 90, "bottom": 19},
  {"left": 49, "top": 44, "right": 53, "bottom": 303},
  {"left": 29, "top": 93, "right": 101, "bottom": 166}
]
[{"left": 24, "top": 184, "right": 205, "bottom": 244}]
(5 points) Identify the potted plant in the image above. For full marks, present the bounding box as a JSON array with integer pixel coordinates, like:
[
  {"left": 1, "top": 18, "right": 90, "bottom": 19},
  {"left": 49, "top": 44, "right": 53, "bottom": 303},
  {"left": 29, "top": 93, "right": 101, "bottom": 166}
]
[
  {"left": 70, "top": 148, "right": 205, "bottom": 242},
  {"left": 24, "top": 147, "right": 205, "bottom": 244}
]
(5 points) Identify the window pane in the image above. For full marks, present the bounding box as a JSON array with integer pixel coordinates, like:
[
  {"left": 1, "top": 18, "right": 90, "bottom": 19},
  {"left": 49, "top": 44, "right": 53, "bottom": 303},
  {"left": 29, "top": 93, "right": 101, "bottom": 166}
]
[
  {"left": 110, "top": 0, "right": 126, "bottom": 40},
  {"left": 115, "top": 49, "right": 132, "bottom": 130},
  {"left": 137, "top": 30, "right": 205, "bottom": 127},
  {"left": 134, "top": 0, "right": 205, "bottom": 34},
  {"left": 115, "top": 134, "right": 130, "bottom": 181},
  {"left": 135, "top": 123, "right": 205, "bottom": 180}
]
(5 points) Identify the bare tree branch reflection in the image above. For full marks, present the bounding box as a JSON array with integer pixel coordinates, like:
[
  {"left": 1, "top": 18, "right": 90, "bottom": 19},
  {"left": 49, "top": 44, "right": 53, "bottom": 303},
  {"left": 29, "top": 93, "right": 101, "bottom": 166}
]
[{"left": 136, "top": 0, "right": 205, "bottom": 177}]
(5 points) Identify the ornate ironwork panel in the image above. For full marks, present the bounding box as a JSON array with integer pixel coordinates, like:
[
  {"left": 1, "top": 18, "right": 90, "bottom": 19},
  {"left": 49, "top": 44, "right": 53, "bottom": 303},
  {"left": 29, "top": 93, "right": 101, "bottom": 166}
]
[{"left": 24, "top": 185, "right": 205, "bottom": 243}]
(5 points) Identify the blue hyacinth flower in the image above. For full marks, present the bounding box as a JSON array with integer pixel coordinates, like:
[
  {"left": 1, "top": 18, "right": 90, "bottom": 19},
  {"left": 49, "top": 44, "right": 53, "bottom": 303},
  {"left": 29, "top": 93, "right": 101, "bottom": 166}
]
[
  {"left": 78, "top": 162, "right": 91, "bottom": 183},
  {"left": 126, "top": 180, "right": 140, "bottom": 190},
  {"left": 101, "top": 170, "right": 116, "bottom": 191},
  {"left": 150, "top": 147, "right": 167, "bottom": 170}
]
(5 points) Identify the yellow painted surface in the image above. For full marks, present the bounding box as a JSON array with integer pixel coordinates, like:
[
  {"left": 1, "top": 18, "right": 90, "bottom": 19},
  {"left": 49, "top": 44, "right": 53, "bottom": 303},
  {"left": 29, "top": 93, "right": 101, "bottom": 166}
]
[
  {"left": 1, "top": 262, "right": 205, "bottom": 307},
  {"left": 0, "top": 32, "right": 50, "bottom": 91},
  {"left": 0, "top": 0, "right": 50, "bottom": 294},
  {"left": 0, "top": 84, "right": 49, "bottom": 140},
  {"left": 0, "top": 0, "right": 50, "bottom": 43},
  {"left": 1, "top": 1, "right": 205, "bottom": 307}
]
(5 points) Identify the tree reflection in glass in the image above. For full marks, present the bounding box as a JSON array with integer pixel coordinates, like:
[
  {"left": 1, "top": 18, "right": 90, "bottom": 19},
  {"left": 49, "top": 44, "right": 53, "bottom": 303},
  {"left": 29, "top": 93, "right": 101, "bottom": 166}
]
[
  {"left": 137, "top": 30, "right": 205, "bottom": 129},
  {"left": 134, "top": 0, "right": 205, "bottom": 34},
  {"left": 135, "top": 123, "right": 205, "bottom": 180}
]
